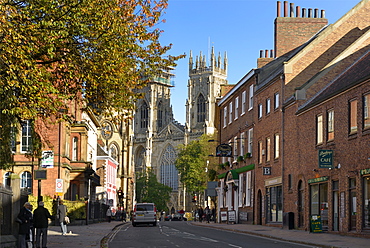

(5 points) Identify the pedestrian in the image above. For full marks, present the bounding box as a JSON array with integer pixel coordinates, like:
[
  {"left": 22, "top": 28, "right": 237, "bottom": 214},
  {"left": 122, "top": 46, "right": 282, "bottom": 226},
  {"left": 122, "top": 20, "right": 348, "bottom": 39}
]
[
  {"left": 198, "top": 207, "right": 204, "bottom": 223},
  {"left": 57, "top": 200, "right": 68, "bottom": 235},
  {"left": 17, "top": 202, "right": 33, "bottom": 248},
  {"left": 122, "top": 209, "right": 127, "bottom": 222},
  {"left": 116, "top": 208, "right": 122, "bottom": 221},
  {"left": 28, "top": 204, "right": 35, "bottom": 247},
  {"left": 33, "top": 201, "right": 53, "bottom": 248},
  {"left": 106, "top": 206, "right": 112, "bottom": 222},
  {"left": 205, "top": 206, "right": 211, "bottom": 223}
]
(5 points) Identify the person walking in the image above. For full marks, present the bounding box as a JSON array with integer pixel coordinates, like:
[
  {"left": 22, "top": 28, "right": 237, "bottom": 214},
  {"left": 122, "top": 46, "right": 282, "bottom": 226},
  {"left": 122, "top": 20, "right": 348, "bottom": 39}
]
[
  {"left": 33, "top": 201, "right": 52, "bottom": 248},
  {"left": 198, "top": 207, "right": 204, "bottom": 223},
  {"left": 17, "top": 202, "right": 33, "bottom": 248},
  {"left": 57, "top": 200, "right": 68, "bottom": 235},
  {"left": 106, "top": 206, "right": 112, "bottom": 223}
]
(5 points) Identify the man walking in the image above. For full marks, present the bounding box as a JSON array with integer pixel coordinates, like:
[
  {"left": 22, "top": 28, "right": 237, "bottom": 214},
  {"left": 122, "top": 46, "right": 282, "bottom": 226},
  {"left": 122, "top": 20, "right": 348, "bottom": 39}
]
[
  {"left": 33, "top": 201, "right": 52, "bottom": 248},
  {"left": 17, "top": 202, "right": 33, "bottom": 248}
]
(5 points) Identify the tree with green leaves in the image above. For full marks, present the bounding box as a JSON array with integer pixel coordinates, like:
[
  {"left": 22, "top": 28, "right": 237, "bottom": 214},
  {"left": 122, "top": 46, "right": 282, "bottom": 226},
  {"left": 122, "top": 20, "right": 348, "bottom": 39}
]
[
  {"left": 135, "top": 169, "right": 172, "bottom": 212},
  {"left": 175, "top": 134, "right": 219, "bottom": 195},
  {"left": 0, "top": 0, "right": 184, "bottom": 168}
]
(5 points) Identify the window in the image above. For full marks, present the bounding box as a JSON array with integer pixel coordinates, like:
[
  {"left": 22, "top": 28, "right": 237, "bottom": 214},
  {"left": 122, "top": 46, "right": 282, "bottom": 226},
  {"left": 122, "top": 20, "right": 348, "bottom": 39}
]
[
  {"left": 258, "top": 140, "right": 263, "bottom": 164},
  {"left": 223, "top": 107, "right": 227, "bottom": 128},
  {"left": 248, "top": 128, "right": 253, "bottom": 155},
  {"left": 157, "top": 101, "right": 163, "bottom": 128},
  {"left": 72, "top": 137, "right": 78, "bottom": 161},
  {"left": 317, "top": 114, "right": 323, "bottom": 144},
  {"left": 240, "top": 133, "right": 245, "bottom": 156},
  {"left": 349, "top": 100, "right": 357, "bottom": 133},
  {"left": 274, "top": 134, "right": 280, "bottom": 159},
  {"left": 266, "top": 98, "right": 271, "bottom": 114},
  {"left": 21, "top": 120, "right": 32, "bottom": 153},
  {"left": 235, "top": 97, "right": 239, "bottom": 120},
  {"left": 233, "top": 136, "right": 238, "bottom": 158},
  {"left": 266, "top": 186, "right": 283, "bottom": 222},
  {"left": 160, "top": 145, "right": 178, "bottom": 190},
  {"left": 229, "top": 102, "right": 233, "bottom": 124},
  {"left": 21, "top": 171, "right": 32, "bottom": 189},
  {"left": 364, "top": 94, "right": 370, "bottom": 129},
  {"left": 364, "top": 177, "right": 370, "bottom": 228},
  {"left": 140, "top": 101, "right": 149, "bottom": 129},
  {"left": 248, "top": 85, "right": 254, "bottom": 110},
  {"left": 109, "top": 145, "right": 118, "bottom": 162},
  {"left": 258, "top": 104, "right": 263, "bottom": 119},
  {"left": 241, "top": 91, "right": 246, "bottom": 115},
  {"left": 197, "top": 94, "right": 206, "bottom": 123},
  {"left": 288, "top": 174, "right": 292, "bottom": 190},
  {"left": 240, "top": 172, "right": 252, "bottom": 207},
  {"left": 327, "top": 110, "right": 334, "bottom": 141},
  {"left": 274, "top": 93, "right": 280, "bottom": 109},
  {"left": 266, "top": 137, "right": 271, "bottom": 162},
  {"left": 3, "top": 171, "right": 11, "bottom": 186}
]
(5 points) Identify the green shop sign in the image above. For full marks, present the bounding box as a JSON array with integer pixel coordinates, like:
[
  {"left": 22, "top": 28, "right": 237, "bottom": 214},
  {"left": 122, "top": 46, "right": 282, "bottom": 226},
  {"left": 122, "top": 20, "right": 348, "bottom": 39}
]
[
  {"left": 360, "top": 168, "right": 370, "bottom": 175},
  {"left": 318, "top": 149, "right": 333, "bottom": 168},
  {"left": 308, "top": 176, "right": 328, "bottom": 184}
]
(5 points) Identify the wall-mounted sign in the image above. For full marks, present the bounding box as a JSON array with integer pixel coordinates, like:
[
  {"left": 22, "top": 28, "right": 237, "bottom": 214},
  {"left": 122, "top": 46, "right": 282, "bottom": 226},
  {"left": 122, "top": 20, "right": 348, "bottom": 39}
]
[
  {"left": 41, "top": 150, "right": 54, "bottom": 168},
  {"left": 34, "top": 170, "right": 47, "bottom": 180},
  {"left": 318, "top": 149, "right": 333, "bottom": 168},
  {"left": 216, "top": 143, "right": 232, "bottom": 157},
  {"left": 263, "top": 167, "right": 271, "bottom": 175},
  {"left": 308, "top": 176, "right": 328, "bottom": 184}
]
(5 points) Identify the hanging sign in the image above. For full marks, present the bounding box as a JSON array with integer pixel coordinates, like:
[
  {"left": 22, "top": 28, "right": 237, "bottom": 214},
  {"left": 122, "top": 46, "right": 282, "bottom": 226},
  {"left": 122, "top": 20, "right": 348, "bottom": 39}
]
[
  {"left": 41, "top": 150, "right": 54, "bottom": 168},
  {"left": 216, "top": 143, "right": 232, "bottom": 157}
]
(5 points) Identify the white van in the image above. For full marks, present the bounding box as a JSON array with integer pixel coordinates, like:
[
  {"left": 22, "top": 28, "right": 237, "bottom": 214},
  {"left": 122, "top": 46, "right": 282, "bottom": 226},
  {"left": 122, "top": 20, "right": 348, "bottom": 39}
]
[{"left": 132, "top": 203, "right": 157, "bottom": 227}]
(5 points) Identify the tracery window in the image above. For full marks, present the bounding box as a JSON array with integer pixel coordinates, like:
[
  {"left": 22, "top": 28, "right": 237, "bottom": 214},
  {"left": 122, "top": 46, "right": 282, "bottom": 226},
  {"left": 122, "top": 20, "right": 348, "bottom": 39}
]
[
  {"left": 160, "top": 145, "right": 178, "bottom": 190},
  {"left": 197, "top": 94, "right": 206, "bottom": 123},
  {"left": 140, "top": 101, "right": 149, "bottom": 129}
]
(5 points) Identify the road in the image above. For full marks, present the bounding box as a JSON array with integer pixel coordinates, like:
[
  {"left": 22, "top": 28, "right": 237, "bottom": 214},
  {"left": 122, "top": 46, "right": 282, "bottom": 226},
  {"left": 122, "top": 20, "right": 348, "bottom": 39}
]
[{"left": 108, "top": 221, "right": 318, "bottom": 248}]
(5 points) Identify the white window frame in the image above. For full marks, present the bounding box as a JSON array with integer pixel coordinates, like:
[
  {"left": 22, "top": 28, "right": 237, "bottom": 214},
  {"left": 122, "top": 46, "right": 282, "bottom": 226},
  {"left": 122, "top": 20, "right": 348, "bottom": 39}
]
[
  {"left": 229, "top": 102, "right": 233, "bottom": 124},
  {"left": 21, "top": 120, "right": 32, "bottom": 153},
  {"left": 274, "top": 92, "right": 280, "bottom": 109},
  {"left": 241, "top": 91, "right": 246, "bottom": 115},
  {"left": 240, "top": 133, "right": 245, "bottom": 156},
  {"left": 223, "top": 107, "right": 227, "bottom": 128},
  {"left": 246, "top": 171, "right": 252, "bottom": 206},
  {"left": 235, "top": 97, "right": 239, "bottom": 120},
  {"left": 266, "top": 98, "right": 271, "bottom": 114},
  {"left": 234, "top": 136, "right": 238, "bottom": 158},
  {"left": 239, "top": 173, "right": 243, "bottom": 207},
  {"left": 258, "top": 104, "right": 263, "bottom": 119},
  {"left": 248, "top": 128, "right": 253, "bottom": 155},
  {"left": 266, "top": 137, "right": 271, "bottom": 162},
  {"left": 274, "top": 133, "right": 280, "bottom": 159},
  {"left": 72, "top": 137, "right": 78, "bottom": 161},
  {"left": 248, "top": 85, "right": 254, "bottom": 110},
  {"left": 317, "top": 114, "right": 323, "bottom": 144}
]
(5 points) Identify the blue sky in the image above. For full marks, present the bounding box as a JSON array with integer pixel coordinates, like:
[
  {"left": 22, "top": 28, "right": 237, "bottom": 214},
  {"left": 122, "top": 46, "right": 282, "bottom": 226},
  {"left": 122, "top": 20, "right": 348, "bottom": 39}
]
[{"left": 158, "top": 0, "right": 362, "bottom": 124}]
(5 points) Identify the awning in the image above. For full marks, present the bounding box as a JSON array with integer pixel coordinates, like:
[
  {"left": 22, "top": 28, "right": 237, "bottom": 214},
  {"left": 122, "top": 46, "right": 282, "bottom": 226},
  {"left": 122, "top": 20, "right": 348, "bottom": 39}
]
[{"left": 217, "top": 164, "right": 255, "bottom": 179}]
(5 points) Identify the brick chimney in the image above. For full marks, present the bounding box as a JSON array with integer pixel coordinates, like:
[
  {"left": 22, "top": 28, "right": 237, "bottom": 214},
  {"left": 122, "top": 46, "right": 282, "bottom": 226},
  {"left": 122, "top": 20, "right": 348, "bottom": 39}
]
[
  {"left": 257, "top": 49, "right": 275, "bottom": 68},
  {"left": 274, "top": 1, "right": 328, "bottom": 57}
]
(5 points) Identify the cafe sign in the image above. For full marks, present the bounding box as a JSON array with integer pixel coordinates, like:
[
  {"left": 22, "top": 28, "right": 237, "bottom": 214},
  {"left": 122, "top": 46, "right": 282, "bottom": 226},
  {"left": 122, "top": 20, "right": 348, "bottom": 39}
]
[
  {"left": 216, "top": 143, "right": 232, "bottom": 157},
  {"left": 318, "top": 149, "right": 333, "bottom": 169}
]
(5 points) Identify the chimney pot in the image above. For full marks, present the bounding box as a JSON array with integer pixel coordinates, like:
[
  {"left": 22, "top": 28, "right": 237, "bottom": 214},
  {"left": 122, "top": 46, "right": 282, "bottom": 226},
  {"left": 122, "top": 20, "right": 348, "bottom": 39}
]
[
  {"left": 308, "top": 8, "right": 312, "bottom": 18},
  {"left": 277, "top": 1, "right": 281, "bottom": 17},
  {"left": 260, "top": 50, "right": 264, "bottom": 58},
  {"left": 265, "top": 50, "right": 269, "bottom": 58},
  {"left": 270, "top": 50, "right": 274, "bottom": 58},
  {"left": 321, "top": 10, "right": 325, "bottom": 18},
  {"left": 284, "top": 1, "right": 288, "bottom": 17},
  {"left": 290, "top": 3, "right": 294, "bottom": 17},
  {"left": 296, "top": 6, "right": 300, "bottom": 17},
  {"left": 314, "top": 8, "right": 319, "bottom": 18},
  {"left": 302, "top": 8, "right": 306, "bottom": 18}
]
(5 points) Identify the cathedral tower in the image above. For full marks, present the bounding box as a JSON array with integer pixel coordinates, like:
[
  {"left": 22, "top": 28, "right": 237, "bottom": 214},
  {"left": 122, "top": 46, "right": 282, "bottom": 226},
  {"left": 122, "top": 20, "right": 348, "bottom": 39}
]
[{"left": 185, "top": 47, "right": 228, "bottom": 143}]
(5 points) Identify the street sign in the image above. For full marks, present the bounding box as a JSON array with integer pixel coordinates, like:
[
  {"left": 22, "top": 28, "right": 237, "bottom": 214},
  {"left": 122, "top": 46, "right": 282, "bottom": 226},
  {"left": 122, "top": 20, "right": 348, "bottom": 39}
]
[
  {"left": 56, "top": 179, "right": 63, "bottom": 193},
  {"left": 41, "top": 150, "right": 54, "bottom": 168}
]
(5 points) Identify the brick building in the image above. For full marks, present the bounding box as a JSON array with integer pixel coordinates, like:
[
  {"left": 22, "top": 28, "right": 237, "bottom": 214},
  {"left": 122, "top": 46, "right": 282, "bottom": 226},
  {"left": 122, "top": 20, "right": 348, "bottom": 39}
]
[{"left": 216, "top": 0, "right": 370, "bottom": 236}]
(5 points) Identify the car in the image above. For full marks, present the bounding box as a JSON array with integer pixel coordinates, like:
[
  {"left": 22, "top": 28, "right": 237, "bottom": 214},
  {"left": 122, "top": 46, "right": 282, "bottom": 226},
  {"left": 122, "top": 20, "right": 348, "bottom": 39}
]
[
  {"left": 132, "top": 203, "right": 157, "bottom": 227},
  {"left": 164, "top": 215, "right": 172, "bottom": 221},
  {"left": 172, "top": 214, "right": 187, "bottom": 221}
]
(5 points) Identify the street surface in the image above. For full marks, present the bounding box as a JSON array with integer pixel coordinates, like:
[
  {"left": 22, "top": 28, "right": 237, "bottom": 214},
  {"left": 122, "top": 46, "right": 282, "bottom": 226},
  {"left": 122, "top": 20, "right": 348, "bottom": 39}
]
[{"left": 108, "top": 221, "right": 318, "bottom": 248}]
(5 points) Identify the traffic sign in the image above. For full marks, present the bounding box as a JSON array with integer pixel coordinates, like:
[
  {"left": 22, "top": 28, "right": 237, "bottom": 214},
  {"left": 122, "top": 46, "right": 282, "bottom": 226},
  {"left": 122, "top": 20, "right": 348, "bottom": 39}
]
[{"left": 56, "top": 179, "right": 63, "bottom": 193}]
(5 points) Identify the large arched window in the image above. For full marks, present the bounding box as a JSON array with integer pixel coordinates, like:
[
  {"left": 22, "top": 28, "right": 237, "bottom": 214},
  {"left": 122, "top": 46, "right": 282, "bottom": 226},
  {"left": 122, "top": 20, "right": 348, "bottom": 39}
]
[
  {"left": 135, "top": 146, "right": 146, "bottom": 173},
  {"left": 197, "top": 94, "right": 206, "bottom": 123},
  {"left": 160, "top": 145, "right": 178, "bottom": 190},
  {"left": 157, "top": 101, "right": 163, "bottom": 129},
  {"left": 21, "top": 171, "right": 32, "bottom": 189},
  {"left": 140, "top": 101, "right": 149, "bottom": 129}
]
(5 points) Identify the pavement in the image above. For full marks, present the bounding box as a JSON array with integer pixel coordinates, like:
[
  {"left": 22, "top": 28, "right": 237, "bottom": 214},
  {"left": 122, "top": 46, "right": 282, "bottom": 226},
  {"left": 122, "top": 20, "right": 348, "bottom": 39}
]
[{"left": 44, "top": 220, "right": 370, "bottom": 248}]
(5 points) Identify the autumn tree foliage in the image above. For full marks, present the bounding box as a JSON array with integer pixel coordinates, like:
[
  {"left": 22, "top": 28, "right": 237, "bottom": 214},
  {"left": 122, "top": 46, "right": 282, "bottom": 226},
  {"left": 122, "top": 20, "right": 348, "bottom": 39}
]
[{"left": 0, "top": 0, "right": 183, "bottom": 168}]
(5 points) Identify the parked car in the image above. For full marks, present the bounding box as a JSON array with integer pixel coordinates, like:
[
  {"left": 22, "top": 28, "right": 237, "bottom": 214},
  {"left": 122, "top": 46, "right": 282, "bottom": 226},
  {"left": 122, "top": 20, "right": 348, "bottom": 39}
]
[
  {"left": 172, "top": 214, "right": 187, "bottom": 221},
  {"left": 164, "top": 215, "right": 172, "bottom": 221},
  {"left": 132, "top": 203, "right": 157, "bottom": 227}
]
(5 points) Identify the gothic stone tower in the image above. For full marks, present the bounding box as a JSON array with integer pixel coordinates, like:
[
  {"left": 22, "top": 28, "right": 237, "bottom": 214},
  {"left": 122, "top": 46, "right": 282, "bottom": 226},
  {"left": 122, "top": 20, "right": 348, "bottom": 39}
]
[
  {"left": 185, "top": 47, "right": 228, "bottom": 143},
  {"left": 132, "top": 67, "right": 185, "bottom": 211}
]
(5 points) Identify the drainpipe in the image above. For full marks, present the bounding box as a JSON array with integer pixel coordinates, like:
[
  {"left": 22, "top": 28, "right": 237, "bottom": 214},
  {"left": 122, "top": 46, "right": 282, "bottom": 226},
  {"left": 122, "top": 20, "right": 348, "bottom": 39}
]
[{"left": 281, "top": 73, "right": 286, "bottom": 225}]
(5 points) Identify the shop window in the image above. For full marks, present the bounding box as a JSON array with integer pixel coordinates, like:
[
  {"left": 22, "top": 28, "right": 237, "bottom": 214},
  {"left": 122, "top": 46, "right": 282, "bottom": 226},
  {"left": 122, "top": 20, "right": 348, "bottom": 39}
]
[
  {"left": 349, "top": 178, "right": 357, "bottom": 230},
  {"left": 310, "top": 183, "right": 328, "bottom": 231},
  {"left": 364, "top": 177, "right": 370, "bottom": 229},
  {"left": 266, "top": 186, "right": 283, "bottom": 222},
  {"left": 349, "top": 99, "right": 357, "bottom": 134},
  {"left": 333, "top": 181, "right": 339, "bottom": 231}
]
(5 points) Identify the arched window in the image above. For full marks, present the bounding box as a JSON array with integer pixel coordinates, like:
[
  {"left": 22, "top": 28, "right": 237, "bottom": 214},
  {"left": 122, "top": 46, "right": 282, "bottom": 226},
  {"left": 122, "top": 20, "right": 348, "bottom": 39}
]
[
  {"left": 160, "top": 145, "right": 178, "bottom": 190},
  {"left": 72, "top": 137, "right": 78, "bottom": 161},
  {"left": 109, "top": 144, "right": 119, "bottom": 162},
  {"left": 197, "top": 94, "right": 206, "bottom": 123},
  {"left": 135, "top": 146, "right": 146, "bottom": 173},
  {"left": 140, "top": 101, "right": 149, "bottom": 129},
  {"left": 157, "top": 101, "right": 163, "bottom": 129},
  {"left": 3, "top": 172, "right": 11, "bottom": 187},
  {"left": 21, "top": 171, "right": 32, "bottom": 189}
]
